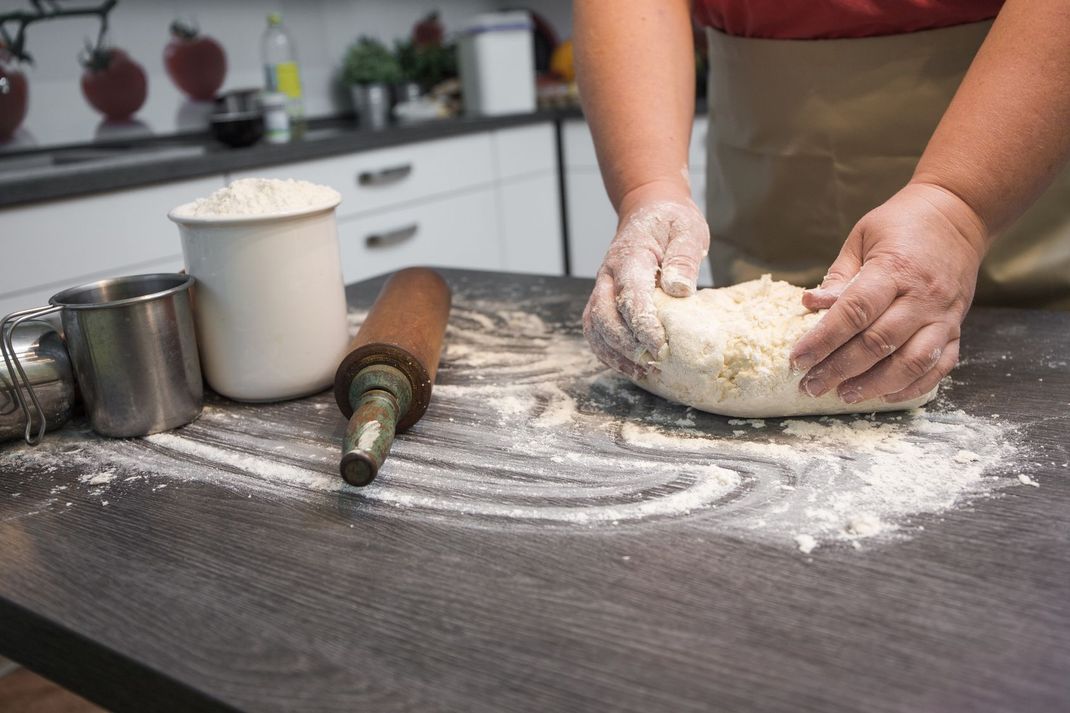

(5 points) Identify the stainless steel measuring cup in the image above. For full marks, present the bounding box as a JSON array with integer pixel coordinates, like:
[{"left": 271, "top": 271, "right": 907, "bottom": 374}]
[
  {"left": 0, "top": 273, "right": 203, "bottom": 442},
  {"left": 0, "top": 319, "right": 76, "bottom": 443}
]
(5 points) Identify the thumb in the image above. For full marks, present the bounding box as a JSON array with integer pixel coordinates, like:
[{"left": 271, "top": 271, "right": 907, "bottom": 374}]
[
  {"left": 659, "top": 214, "right": 711, "bottom": 298},
  {"left": 803, "top": 226, "right": 863, "bottom": 310}
]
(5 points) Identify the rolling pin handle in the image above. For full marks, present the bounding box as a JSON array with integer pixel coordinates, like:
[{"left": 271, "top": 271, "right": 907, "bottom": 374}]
[{"left": 339, "top": 365, "right": 414, "bottom": 487}]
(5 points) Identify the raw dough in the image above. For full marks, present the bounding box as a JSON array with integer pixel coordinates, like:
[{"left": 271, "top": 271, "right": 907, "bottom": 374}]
[{"left": 632, "top": 275, "right": 937, "bottom": 417}]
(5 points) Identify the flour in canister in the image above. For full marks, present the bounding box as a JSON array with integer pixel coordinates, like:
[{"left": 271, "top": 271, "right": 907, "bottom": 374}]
[
  {"left": 634, "top": 275, "right": 936, "bottom": 417},
  {"left": 169, "top": 176, "right": 349, "bottom": 401},
  {"left": 171, "top": 178, "right": 340, "bottom": 219}
]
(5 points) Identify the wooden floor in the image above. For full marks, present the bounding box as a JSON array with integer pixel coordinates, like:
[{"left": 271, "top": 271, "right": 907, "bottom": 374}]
[{"left": 0, "top": 669, "right": 104, "bottom": 713}]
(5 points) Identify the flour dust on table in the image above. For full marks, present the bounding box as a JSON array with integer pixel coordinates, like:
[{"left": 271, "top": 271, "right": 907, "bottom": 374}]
[{"left": 0, "top": 275, "right": 1030, "bottom": 552}]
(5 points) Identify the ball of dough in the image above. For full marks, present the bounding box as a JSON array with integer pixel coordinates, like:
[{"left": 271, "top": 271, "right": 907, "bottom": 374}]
[{"left": 631, "top": 275, "right": 937, "bottom": 417}]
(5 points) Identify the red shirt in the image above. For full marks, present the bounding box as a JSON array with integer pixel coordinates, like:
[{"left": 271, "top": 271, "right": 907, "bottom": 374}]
[{"left": 693, "top": 1, "right": 1003, "bottom": 39}]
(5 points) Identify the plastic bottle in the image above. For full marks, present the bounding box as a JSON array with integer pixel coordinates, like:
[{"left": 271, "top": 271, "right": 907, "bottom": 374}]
[{"left": 261, "top": 13, "right": 305, "bottom": 130}]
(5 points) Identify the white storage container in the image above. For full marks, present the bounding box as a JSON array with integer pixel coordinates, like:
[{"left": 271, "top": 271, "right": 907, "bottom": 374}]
[
  {"left": 169, "top": 200, "right": 350, "bottom": 403},
  {"left": 458, "top": 11, "right": 536, "bottom": 117}
]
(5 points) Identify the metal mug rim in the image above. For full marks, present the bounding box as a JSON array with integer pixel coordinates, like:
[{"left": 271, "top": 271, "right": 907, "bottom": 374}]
[{"left": 48, "top": 273, "right": 195, "bottom": 311}]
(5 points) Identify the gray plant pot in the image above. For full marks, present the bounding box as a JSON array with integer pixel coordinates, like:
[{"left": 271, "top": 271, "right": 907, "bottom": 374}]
[
  {"left": 392, "top": 81, "right": 421, "bottom": 105},
  {"left": 350, "top": 83, "right": 390, "bottom": 130}
]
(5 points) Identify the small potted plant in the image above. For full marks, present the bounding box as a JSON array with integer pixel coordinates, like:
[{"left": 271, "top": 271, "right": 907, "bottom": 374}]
[{"left": 342, "top": 36, "right": 402, "bottom": 129}]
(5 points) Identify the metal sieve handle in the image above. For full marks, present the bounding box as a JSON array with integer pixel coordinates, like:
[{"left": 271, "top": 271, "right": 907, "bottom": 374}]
[{"left": 1, "top": 305, "right": 62, "bottom": 445}]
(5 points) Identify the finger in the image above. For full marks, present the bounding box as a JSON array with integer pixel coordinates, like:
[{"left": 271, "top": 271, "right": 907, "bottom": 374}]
[
  {"left": 801, "top": 225, "right": 863, "bottom": 311},
  {"left": 613, "top": 250, "right": 666, "bottom": 355},
  {"left": 584, "top": 271, "right": 647, "bottom": 365},
  {"left": 660, "top": 219, "right": 710, "bottom": 298},
  {"left": 584, "top": 325, "right": 646, "bottom": 379},
  {"left": 883, "top": 338, "right": 959, "bottom": 404},
  {"left": 836, "top": 322, "right": 952, "bottom": 403},
  {"left": 791, "top": 264, "right": 898, "bottom": 375},
  {"left": 798, "top": 300, "right": 922, "bottom": 398}
]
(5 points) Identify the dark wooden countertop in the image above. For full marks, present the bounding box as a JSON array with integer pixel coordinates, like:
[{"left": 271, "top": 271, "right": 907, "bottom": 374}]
[{"left": 0, "top": 269, "right": 1067, "bottom": 712}]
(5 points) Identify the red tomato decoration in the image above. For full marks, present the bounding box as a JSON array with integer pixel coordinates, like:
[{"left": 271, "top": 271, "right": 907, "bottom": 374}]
[
  {"left": 412, "top": 12, "right": 444, "bottom": 48},
  {"left": 80, "top": 48, "right": 148, "bottom": 121},
  {"left": 164, "top": 20, "right": 226, "bottom": 102},
  {"left": 0, "top": 60, "right": 29, "bottom": 141}
]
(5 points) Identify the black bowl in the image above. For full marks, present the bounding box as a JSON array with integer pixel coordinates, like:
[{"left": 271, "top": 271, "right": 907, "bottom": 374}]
[
  {"left": 210, "top": 112, "right": 264, "bottom": 148},
  {"left": 214, "top": 88, "right": 262, "bottom": 115}
]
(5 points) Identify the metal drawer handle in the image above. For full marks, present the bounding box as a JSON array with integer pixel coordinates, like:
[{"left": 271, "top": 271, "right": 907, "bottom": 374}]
[
  {"left": 365, "top": 224, "right": 418, "bottom": 248},
  {"left": 358, "top": 164, "right": 412, "bottom": 186}
]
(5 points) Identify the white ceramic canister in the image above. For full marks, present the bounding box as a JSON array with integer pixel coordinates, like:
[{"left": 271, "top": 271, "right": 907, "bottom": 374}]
[{"left": 168, "top": 198, "right": 350, "bottom": 402}]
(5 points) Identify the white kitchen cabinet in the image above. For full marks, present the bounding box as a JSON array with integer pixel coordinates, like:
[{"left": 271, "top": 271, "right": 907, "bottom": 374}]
[
  {"left": 228, "top": 123, "right": 564, "bottom": 281},
  {"left": 0, "top": 175, "right": 224, "bottom": 316},
  {"left": 228, "top": 133, "right": 497, "bottom": 220},
  {"left": 491, "top": 123, "right": 564, "bottom": 275},
  {"left": 335, "top": 187, "right": 501, "bottom": 282},
  {"left": 491, "top": 123, "right": 558, "bottom": 180},
  {"left": 0, "top": 121, "right": 567, "bottom": 320},
  {"left": 563, "top": 117, "right": 712, "bottom": 286},
  {"left": 496, "top": 173, "right": 563, "bottom": 274}
]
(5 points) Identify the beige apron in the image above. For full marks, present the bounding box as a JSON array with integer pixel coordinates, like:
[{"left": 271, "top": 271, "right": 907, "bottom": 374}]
[{"left": 705, "top": 21, "right": 1070, "bottom": 309}]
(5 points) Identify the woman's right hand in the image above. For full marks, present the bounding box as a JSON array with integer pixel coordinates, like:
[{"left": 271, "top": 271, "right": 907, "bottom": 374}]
[{"left": 582, "top": 182, "right": 710, "bottom": 379}]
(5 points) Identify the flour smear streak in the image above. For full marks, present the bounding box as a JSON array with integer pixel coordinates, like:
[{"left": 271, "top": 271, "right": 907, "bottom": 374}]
[{"left": 1, "top": 286, "right": 1029, "bottom": 552}]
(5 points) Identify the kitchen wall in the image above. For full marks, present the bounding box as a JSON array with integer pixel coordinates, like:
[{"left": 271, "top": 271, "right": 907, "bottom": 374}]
[{"left": 2, "top": 0, "right": 575, "bottom": 150}]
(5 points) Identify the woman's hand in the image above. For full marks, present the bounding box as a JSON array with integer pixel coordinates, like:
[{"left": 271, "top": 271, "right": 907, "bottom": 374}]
[
  {"left": 583, "top": 182, "right": 710, "bottom": 378},
  {"left": 790, "top": 182, "right": 990, "bottom": 404}
]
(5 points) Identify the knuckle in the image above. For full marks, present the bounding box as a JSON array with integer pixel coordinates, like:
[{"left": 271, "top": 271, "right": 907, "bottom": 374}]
[
  {"left": 838, "top": 294, "right": 872, "bottom": 332},
  {"left": 662, "top": 253, "right": 700, "bottom": 272},
  {"left": 858, "top": 327, "right": 895, "bottom": 360},
  {"left": 825, "top": 266, "right": 852, "bottom": 283},
  {"left": 899, "top": 349, "right": 937, "bottom": 381}
]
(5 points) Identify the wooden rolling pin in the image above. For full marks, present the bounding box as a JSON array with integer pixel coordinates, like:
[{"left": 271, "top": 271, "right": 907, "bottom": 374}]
[{"left": 333, "top": 268, "right": 451, "bottom": 487}]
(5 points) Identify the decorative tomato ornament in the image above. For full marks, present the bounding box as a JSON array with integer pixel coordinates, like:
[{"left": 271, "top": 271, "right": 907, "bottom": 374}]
[
  {"left": 0, "top": 48, "right": 29, "bottom": 141},
  {"left": 412, "top": 12, "right": 444, "bottom": 48},
  {"left": 164, "top": 20, "right": 226, "bottom": 102},
  {"left": 80, "top": 47, "right": 148, "bottom": 121}
]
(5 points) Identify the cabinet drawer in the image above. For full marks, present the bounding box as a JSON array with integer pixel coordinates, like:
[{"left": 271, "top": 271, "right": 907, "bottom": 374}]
[
  {"left": 230, "top": 134, "right": 496, "bottom": 220},
  {"left": 0, "top": 175, "right": 222, "bottom": 303},
  {"left": 337, "top": 187, "right": 502, "bottom": 284},
  {"left": 493, "top": 123, "right": 557, "bottom": 180}
]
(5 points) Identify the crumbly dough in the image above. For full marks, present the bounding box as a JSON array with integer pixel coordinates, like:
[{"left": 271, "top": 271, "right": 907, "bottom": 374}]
[{"left": 632, "top": 275, "right": 936, "bottom": 418}]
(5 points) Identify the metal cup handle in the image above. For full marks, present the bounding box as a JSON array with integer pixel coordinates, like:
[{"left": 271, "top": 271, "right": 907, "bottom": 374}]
[{"left": 1, "top": 305, "right": 62, "bottom": 445}]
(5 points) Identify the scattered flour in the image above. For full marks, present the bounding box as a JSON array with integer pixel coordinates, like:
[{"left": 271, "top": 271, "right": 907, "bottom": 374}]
[
  {"left": 0, "top": 292, "right": 1028, "bottom": 554},
  {"left": 845, "top": 513, "right": 884, "bottom": 537},
  {"left": 171, "top": 178, "right": 340, "bottom": 219},
  {"left": 795, "top": 534, "right": 817, "bottom": 554},
  {"left": 79, "top": 471, "right": 116, "bottom": 486},
  {"left": 620, "top": 406, "right": 1016, "bottom": 548}
]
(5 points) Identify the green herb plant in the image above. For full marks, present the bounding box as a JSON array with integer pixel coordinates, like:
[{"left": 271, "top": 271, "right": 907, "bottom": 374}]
[
  {"left": 342, "top": 36, "right": 402, "bottom": 85},
  {"left": 395, "top": 39, "right": 457, "bottom": 92}
]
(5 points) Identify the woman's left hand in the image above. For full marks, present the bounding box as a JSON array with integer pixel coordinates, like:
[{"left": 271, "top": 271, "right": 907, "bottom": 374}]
[{"left": 789, "top": 182, "right": 990, "bottom": 404}]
